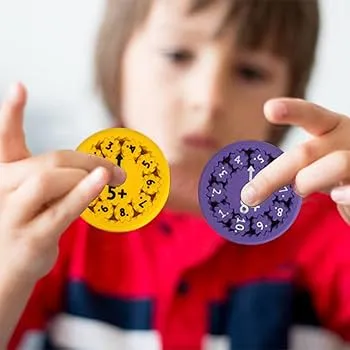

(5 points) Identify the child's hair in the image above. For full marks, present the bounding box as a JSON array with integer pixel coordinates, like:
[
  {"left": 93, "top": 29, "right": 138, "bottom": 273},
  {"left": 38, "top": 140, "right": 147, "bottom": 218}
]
[{"left": 95, "top": 0, "right": 319, "bottom": 145}]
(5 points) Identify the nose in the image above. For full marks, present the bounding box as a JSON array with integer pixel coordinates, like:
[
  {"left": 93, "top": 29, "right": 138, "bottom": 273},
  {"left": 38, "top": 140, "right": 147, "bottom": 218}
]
[{"left": 186, "top": 51, "right": 227, "bottom": 121}]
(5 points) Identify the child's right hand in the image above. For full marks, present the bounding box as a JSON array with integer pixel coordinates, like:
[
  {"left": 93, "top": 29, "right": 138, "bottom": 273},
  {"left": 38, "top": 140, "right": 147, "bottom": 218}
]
[{"left": 0, "top": 83, "right": 125, "bottom": 283}]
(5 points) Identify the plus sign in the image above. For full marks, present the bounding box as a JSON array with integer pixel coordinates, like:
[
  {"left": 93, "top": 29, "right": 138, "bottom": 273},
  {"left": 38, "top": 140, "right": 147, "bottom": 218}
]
[{"left": 118, "top": 189, "right": 127, "bottom": 199}]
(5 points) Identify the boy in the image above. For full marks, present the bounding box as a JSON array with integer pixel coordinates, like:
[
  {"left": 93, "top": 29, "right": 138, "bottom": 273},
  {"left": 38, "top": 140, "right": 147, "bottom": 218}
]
[{"left": 2, "top": 0, "right": 350, "bottom": 349}]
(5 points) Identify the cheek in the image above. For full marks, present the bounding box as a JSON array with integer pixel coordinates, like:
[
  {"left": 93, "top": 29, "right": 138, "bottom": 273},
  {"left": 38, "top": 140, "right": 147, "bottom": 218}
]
[
  {"left": 221, "top": 94, "right": 270, "bottom": 142},
  {"left": 220, "top": 80, "right": 288, "bottom": 143},
  {"left": 121, "top": 39, "right": 181, "bottom": 160}
]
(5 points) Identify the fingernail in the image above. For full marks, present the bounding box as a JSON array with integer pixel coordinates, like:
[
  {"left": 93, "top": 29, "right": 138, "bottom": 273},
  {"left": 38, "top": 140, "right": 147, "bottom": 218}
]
[
  {"left": 89, "top": 167, "right": 107, "bottom": 186},
  {"left": 292, "top": 184, "right": 304, "bottom": 198},
  {"left": 274, "top": 101, "right": 288, "bottom": 117},
  {"left": 265, "top": 100, "right": 288, "bottom": 120},
  {"left": 7, "top": 83, "right": 19, "bottom": 103},
  {"left": 241, "top": 183, "right": 258, "bottom": 206},
  {"left": 331, "top": 188, "right": 350, "bottom": 205},
  {"left": 112, "top": 166, "right": 126, "bottom": 186}
]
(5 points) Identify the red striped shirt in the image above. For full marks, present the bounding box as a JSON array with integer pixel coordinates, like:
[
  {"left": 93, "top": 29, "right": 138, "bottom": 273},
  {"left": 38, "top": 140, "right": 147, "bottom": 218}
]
[{"left": 9, "top": 193, "right": 350, "bottom": 349}]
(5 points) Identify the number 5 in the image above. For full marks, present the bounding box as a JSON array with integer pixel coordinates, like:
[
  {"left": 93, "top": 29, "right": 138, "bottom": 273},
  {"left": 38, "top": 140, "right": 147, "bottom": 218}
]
[{"left": 107, "top": 186, "right": 116, "bottom": 200}]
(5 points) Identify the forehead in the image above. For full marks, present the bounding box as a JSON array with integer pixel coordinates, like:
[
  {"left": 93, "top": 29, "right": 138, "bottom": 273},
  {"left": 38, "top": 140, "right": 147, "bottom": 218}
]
[
  {"left": 143, "top": 0, "right": 312, "bottom": 64},
  {"left": 147, "top": 0, "right": 233, "bottom": 42}
]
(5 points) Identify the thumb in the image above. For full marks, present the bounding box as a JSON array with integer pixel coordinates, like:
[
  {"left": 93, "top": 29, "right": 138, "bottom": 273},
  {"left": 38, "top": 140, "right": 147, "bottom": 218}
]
[{"left": 0, "top": 82, "right": 31, "bottom": 163}]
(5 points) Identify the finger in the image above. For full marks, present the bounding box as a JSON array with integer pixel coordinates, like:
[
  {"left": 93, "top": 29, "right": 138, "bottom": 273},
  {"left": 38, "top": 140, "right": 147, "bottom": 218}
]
[
  {"left": 331, "top": 183, "right": 350, "bottom": 206},
  {"left": 7, "top": 150, "right": 126, "bottom": 189},
  {"left": 12, "top": 168, "right": 90, "bottom": 224},
  {"left": 264, "top": 98, "right": 342, "bottom": 137},
  {"left": 241, "top": 99, "right": 347, "bottom": 206},
  {"left": 295, "top": 151, "right": 350, "bottom": 197},
  {"left": 32, "top": 166, "right": 109, "bottom": 238},
  {"left": 0, "top": 82, "right": 31, "bottom": 162},
  {"left": 241, "top": 139, "right": 322, "bottom": 206},
  {"left": 40, "top": 150, "right": 126, "bottom": 186}
]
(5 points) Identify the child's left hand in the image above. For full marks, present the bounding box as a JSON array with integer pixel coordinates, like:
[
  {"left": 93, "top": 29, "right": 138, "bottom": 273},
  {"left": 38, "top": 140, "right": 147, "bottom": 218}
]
[{"left": 241, "top": 98, "right": 350, "bottom": 224}]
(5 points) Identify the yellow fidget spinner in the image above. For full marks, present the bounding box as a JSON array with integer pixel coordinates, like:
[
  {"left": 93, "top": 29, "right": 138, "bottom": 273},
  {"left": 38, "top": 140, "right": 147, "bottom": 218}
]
[{"left": 76, "top": 128, "right": 170, "bottom": 232}]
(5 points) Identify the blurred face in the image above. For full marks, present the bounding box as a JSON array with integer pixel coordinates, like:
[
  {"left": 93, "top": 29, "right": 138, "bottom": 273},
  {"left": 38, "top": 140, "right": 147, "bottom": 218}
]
[{"left": 121, "top": 0, "right": 289, "bottom": 213}]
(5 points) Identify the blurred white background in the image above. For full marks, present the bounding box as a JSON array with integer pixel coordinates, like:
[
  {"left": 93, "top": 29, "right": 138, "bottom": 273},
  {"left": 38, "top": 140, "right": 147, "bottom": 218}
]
[{"left": 0, "top": 0, "right": 349, "bottom": 154}]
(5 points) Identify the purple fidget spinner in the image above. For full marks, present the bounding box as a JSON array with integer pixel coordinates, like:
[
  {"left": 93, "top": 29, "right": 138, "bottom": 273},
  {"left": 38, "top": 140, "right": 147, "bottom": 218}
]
[{"left": 198, "top": 140, "right": 302, "bottom": 245}]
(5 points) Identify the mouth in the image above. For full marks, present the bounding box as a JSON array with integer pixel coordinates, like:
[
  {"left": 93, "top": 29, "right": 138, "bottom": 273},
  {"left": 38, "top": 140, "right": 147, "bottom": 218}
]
[{"left": 182, "top": 134, "right": 218, "bottom": 150}]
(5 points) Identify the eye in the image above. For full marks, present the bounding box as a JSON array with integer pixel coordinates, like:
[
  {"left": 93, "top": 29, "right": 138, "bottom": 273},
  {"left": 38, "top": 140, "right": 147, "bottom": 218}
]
[
  {"left": 161, "top": 48, "right": 194, "bottom": 64},
  {"left": 235, "top": 63, "right": 270, "bottom": 82}
]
